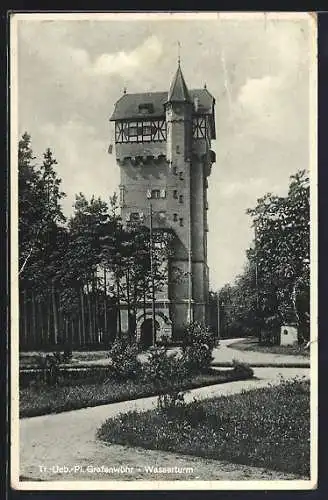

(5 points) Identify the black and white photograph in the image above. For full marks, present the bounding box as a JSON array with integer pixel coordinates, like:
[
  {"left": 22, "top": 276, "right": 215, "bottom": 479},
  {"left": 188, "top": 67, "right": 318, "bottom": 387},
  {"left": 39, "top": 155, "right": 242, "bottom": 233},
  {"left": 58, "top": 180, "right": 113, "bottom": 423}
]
[{"left": 10, "top": 11, "right": 317, "bottom": 490}]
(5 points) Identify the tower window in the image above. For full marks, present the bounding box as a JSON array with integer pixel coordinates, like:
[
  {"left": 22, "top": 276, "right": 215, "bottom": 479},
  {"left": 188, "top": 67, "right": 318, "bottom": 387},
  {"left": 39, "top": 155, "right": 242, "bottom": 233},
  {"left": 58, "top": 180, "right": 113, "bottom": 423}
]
[
  {"left": 142, "top": 121, "right": 152, "bottom": 141},
  {"left": 138, "top": 103, "right": 154, "bottom": 114},
  {"left": 147, "top": 189, "right": 166, "bottom": 199},
  {"left": 176, "top": 145, "right": 180, "bottom": 154},
  {"left": 179, "top": 194, "right": 184, "bottom": 204},
  {"left": 151, "top": 189, "right": 161, "bottom": 199},
  {"left": 192, "top": 117, "right": 206, "bottom": 139},
  {"left": 119, "top": 186, "right": 125, "bottom": 206},
  {"left": 179, "top": 218, "right": 184, "bottom": 227},
  {"left": 173, "top": 190, "right": 178, "bottom": 199},
  {"left": 173, "top": 213, "right": 178, "bottom": 222},
  {"left": 115, "top": 119, "right": 166, "bottom": 143},
  {"left": 179, "top": 172, "right": 184, "bottom": 180},
  {"left": 130, "top": 212, "right": 140, "bottom": 222}
]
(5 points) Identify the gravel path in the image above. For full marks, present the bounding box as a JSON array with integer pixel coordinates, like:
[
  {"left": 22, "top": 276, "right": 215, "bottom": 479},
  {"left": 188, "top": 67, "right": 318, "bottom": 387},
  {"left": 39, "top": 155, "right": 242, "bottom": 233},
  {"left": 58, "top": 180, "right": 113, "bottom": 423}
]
[
  {"left": 212, "top": 338, "right": 309, "bottom": 366},
  {"left": 20, "top": 338, "right": 310, "bottom": 368},
  {"left": 19, "top": 366, "right": 309, "bottom": 482}
]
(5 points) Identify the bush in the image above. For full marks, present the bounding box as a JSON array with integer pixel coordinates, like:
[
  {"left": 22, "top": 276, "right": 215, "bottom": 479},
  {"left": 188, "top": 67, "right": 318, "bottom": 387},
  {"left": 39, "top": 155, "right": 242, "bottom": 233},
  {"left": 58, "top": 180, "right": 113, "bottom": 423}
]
[
  {"left": 142, "top": 346, "right": 190, "bottom": 409},
  {"left": 108, "top": 335, "right": 141, "bottom": 380},
  {"left": 181, "top": 322, "right": 215, "bottom": 374},
  {"left": 33, "top": 351, "right": 74, "bottom": 386},
  {"left": 231, "top": 359, "right": 254, "bottom": 378}
]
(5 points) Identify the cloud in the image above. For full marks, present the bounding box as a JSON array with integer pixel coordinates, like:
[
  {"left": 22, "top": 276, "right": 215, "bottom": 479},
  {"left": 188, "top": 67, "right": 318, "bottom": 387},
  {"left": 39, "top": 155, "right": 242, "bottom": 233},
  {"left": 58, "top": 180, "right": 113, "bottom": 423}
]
[
  {"left": 238, "top": 75, "right": 282, "bottom": 114},
  {"left": 92, "top": 35, "right": 162, "bottom": 76}
]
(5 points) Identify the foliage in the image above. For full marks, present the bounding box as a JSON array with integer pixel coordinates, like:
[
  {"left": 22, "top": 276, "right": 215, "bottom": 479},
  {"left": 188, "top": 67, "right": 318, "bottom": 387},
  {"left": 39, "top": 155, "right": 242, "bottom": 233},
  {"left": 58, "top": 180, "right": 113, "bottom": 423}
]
[
  {"left": 231, "top": 359, "right": 254, "bottom": 378},
  {"left": 108, "top": 336, "right": 142, "bottom": 380},
  {"left": 34, "top": 351, "right": 73, "bottom": 386},
  {"left": 181, "top": 322, "right": 216, "bottom": 374},
  {"left": 219, "top": 170, "right": 310, "bottom": 343},
  {"left": 98, "top": 377, "right": 310, "bottom": 477},
  {"left": 142, "top": 346, "right": 190, "bottom": 409},
  {"left": 18, "top": 133, "right": 171, "bottom": 349},
  {"left": 19, "top": 138, "right": 66, "bottom": 286}
]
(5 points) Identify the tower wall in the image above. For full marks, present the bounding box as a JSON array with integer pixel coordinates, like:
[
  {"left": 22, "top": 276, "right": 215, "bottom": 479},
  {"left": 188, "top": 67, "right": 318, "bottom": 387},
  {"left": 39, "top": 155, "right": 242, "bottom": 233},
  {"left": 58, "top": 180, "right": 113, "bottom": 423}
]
[{"left": 110, "top": 75, "right": 215, "bottom": 343}]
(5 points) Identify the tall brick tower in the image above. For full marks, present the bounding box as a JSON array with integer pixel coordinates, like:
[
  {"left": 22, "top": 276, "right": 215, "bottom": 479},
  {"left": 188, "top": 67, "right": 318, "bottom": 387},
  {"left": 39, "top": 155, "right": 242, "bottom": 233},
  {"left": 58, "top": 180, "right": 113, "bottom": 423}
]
[{"left": 110, "top": 62, "right": 216, "bottom": 345}]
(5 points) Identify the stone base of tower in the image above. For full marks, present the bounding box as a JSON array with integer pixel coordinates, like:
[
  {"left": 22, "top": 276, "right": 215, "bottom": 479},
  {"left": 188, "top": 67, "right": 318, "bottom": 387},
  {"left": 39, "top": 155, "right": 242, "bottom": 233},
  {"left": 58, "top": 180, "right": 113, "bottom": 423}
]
[
  {"left": 118, "top": 302, "right": 172, "bottom": 346},
  {"left": 193, "top": 302, "right": 208, "bottom": 325},
  {"left": 169, "top": 301, "right": 208, "bottom": 340},
  {"left": 117, "top": 300, "right": 208, "bottom": 345}
]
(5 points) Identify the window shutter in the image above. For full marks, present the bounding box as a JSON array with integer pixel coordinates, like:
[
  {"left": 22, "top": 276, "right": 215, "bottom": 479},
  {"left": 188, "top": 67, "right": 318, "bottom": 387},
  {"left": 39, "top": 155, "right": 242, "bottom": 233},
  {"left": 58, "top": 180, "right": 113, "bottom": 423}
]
[{"left": 160, "top": 189, "right": 166, "bottom": 199}]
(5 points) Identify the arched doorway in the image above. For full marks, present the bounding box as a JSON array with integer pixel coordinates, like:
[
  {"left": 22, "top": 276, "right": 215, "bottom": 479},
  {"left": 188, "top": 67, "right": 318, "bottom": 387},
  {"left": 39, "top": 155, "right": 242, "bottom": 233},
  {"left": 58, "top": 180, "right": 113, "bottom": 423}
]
[{"left": 140, "top": 318, "right": 160, "bottom": 348}]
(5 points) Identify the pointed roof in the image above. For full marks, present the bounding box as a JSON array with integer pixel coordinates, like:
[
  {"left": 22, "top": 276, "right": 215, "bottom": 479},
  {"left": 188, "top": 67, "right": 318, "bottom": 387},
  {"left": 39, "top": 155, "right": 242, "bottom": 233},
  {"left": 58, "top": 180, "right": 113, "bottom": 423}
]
[{"left": 167, "top": 63, "right": 191, "bottom": 103}]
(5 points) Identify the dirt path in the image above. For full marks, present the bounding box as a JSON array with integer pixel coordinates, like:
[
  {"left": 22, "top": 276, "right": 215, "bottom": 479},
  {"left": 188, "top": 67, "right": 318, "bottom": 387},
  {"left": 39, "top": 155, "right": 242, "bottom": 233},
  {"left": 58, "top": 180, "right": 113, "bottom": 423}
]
[{"left": 18, "top": 367, "right": 309, "bottom": 483}]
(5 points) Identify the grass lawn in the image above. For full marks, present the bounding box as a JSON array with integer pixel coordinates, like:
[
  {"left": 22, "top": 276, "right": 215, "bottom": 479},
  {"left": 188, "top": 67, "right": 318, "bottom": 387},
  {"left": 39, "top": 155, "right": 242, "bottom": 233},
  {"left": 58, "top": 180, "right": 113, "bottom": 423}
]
[
  {"left": 97, "top": 377, "right": 310, "bottom": 477},
  {"left": 20, "top": 368, "right": 251, "bottom": 418},
  {"left": 19, "top": 351, "right": 110, "bottom": 368},
  {"left": 229, "top": 338, "right": 310, "bottom": 357}
]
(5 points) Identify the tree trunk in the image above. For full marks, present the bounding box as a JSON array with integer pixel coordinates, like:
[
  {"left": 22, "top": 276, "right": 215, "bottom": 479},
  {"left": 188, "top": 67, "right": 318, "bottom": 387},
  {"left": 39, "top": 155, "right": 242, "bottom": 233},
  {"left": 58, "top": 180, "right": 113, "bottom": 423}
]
[
  {"left": 32, "top": 291, "right": 37, "bottom": 348},
  {"left": 47, "top": 292, "right": 51, "bottom": 346},
  {"left": 103, "top": 268, "right": 108, "bottom": 344},
  {"left": 291, "top": 279, "right": 300, "bottom": 326},
  {"left": 80, "top": 287, "right": 86, "bottom": 345},
  {"left": 116, "top": 275, "right": 121, "bottom": 338},
  {"left": 92, "top": 275, "right": 97, "bottom": 343},
  {"left": 132, "top": 284, "right": 138, "bottom": 340},
  {"left": 78, "top": 313, "right": 82, "bottom": 347},
  {"left": 38, "top": 299, "right": 44, "bottom": 347},
  {"left": 69, "top": 316, "right": 74, "bottom": 349},
  {"left": 65, "top": 316, "right": 69, "bottom": 347},
  {"left": 23, "top": 289, "right": 28, "bottom": 349},
  {"left": 86, "top": 282, "right": 93, "bottom": 344},
  {"left": 51, "top": 284, "right": 59, "bottom": 345},
  {"left": 126, "top": 268, "right": 131, "bottom": 335}
]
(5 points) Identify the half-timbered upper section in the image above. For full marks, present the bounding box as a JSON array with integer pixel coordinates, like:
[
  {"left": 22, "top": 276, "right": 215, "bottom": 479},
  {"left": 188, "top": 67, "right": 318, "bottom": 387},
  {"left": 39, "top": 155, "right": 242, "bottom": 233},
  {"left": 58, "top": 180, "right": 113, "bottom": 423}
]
[{"left": 110, "top": 88, "right": 216, "bottom": 144}]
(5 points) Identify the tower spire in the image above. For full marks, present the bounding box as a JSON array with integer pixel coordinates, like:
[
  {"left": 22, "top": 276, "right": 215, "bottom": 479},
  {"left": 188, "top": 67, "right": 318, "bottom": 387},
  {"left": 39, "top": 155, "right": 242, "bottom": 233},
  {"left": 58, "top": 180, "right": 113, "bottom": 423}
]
[{"left": 167, "top": 55, "right": 191, "bottom": 103}]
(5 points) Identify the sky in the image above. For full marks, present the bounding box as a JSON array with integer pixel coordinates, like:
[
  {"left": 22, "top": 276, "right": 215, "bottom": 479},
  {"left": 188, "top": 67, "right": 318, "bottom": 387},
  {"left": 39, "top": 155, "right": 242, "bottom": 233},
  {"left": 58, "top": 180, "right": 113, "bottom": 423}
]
[{"left": 14, "top": 12, "right": 313, "bottom": 290}]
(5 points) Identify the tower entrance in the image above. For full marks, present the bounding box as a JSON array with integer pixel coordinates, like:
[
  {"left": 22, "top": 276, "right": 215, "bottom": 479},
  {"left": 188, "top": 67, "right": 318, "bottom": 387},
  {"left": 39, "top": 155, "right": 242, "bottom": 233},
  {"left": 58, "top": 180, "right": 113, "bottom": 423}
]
[{"left": 140, "top": 318, "right": 160, "bottom": 348}]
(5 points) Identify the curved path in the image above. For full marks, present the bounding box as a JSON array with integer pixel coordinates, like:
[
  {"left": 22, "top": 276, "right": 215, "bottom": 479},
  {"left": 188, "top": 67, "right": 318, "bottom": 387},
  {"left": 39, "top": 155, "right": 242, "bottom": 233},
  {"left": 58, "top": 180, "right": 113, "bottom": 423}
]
[
  {"left": 211, "top": 338, "right": 309, "bottom": 366},
  {"left": 18, "top": 365, "right": 309, "bottom": 484}
]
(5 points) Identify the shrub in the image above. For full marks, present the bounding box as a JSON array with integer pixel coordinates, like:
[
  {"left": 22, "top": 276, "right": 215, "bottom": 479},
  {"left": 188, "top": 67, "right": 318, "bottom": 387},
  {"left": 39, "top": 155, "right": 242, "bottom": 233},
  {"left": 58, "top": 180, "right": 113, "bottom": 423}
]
[
  {"left": 142, "top": 346, "right": 190, "bottom": 409},
  {"left": 34, "top": 351, "right": 72, "bottom": 386},
  {"left": 231, "top": 359, "right": 254, "bottom": 378},
  {"left": 108, "top": 335, "right": 141, "bottom": 380},
  {"left": 181, "top": 322, "right": 215, "bottom": 374}
]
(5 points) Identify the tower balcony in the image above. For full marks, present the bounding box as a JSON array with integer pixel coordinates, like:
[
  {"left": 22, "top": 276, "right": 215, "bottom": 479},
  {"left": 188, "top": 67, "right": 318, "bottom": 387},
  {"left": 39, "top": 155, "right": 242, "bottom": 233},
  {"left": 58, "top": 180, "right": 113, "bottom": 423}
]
[{"left": 115, "top": 142, "right": 167, "bottom": 164}]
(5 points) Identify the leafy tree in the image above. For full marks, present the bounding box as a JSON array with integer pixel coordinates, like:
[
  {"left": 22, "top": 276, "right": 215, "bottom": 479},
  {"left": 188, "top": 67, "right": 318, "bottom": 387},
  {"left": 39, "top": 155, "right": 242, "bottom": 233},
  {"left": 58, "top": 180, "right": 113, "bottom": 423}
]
[
  {"left": 18, "top": 134, "right": 67, "bottom": 347},
  {"left": 219, "top": 170, "right": 310, "bottom": 343},
  {"left": 19, "top": 140, "right": 66, "bottom": 280},
  {"left": 247, "top": 170, "right": 310, "bottom": 339},
  {"left": 65, "top": 193, "right": 111, "bottom": 344}
]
